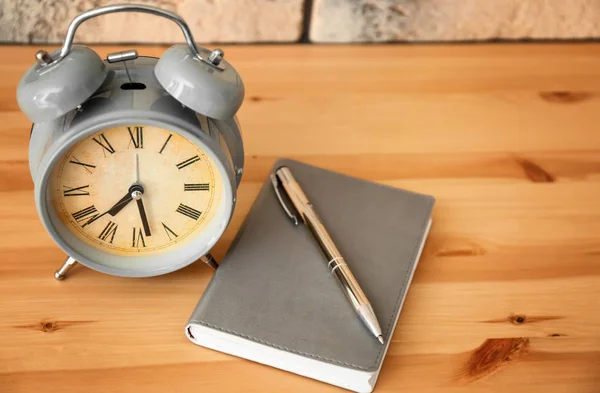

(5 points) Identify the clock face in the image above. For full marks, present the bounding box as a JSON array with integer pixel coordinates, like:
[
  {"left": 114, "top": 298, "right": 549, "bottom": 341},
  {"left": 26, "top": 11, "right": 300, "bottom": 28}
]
[{"left": 49, "top": 125, "right": 224, "bottom": 256}]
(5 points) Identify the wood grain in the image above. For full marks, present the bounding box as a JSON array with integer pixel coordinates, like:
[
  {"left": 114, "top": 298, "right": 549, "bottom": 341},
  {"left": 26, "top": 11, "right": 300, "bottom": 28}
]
[{"left": 1, "top": 44, "right": 600, "bottom": 393}]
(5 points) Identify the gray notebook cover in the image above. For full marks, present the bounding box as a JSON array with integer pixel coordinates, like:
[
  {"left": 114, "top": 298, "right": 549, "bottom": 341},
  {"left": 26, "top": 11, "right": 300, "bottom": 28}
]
[{"left": 187, "top": 159, "right": 434, "bottom": 373}]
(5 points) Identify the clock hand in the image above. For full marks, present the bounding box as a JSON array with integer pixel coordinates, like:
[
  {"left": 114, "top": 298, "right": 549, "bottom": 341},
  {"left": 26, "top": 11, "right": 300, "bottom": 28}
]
[
  {"left": 107, "top": 192, "right": 134, "bottom": 216},
  {"left": 136, "top": 198, "right": 151, "bottom": 236},
  {"left": 132, "top": 152, "right": 151, "bottom": 236},
  {"left": 81, "top": 191, "right": 133, "bottom": 227},
  {"left": 135, "top": 153, "right": 139, "bottom": 184},
  {"left": 130, "top": 183, "right": 151, "bottom": 236}
]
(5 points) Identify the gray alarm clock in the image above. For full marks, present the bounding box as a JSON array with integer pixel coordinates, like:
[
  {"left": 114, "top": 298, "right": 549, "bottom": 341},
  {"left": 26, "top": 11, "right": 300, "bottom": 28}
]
[{"left": 17, "top": 4, "right": 245, "bottom": 279}]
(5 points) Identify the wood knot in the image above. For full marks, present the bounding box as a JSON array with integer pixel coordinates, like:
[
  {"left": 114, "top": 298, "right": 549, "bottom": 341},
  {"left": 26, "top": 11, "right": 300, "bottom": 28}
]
[
  {"left": 248, "top": 96, "right": 279, "bottom": 103},
  {"left": 458, "top": 338, "right": 529, "bottom": 383},
  {"left": 510, "top": 314, "right": 526, "bottom": 325},
  {"left": 34, "top": 320, "right": 61, "bottom": 332},
  {"left": 539, "top": 91, "right": 592, "bottom": 104},
  {"left": 515, "top": 158, "right": 555, "bottom": 183},
  {"left": 483, "top": 314, "right": 563, "bottom": 325},
  {"left": 14, "top": 319, "right": 97, "bottom": 333}
]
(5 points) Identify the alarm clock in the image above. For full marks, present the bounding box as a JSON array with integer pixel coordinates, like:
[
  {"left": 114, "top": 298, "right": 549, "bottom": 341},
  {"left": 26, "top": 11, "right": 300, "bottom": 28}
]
[{"left": 17, "top": 4, "right": 245, "bottom": 279}]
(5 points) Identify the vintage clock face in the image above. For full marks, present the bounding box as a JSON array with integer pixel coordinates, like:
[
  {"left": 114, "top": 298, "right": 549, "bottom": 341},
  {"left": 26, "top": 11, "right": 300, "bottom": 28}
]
[{"left": 49, "top": 125, "right": 224, "bottom": 256}]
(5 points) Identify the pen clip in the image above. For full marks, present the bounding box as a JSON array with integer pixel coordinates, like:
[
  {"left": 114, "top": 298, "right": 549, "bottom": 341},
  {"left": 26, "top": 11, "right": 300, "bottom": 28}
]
[{"left": 270, "top": 172, "right": 299, "bottom": 226}]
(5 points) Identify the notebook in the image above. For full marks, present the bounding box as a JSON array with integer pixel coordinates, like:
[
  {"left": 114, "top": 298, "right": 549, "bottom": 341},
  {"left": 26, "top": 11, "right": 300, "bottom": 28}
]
[{"left": 186, "top": 159, "right": 434, "bottom": 392}]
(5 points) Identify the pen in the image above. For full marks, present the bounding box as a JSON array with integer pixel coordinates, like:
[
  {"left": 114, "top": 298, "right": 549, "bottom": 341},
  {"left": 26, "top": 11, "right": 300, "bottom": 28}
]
[{"left": 271, "top": 166, "right": 385, "bottom": 344}]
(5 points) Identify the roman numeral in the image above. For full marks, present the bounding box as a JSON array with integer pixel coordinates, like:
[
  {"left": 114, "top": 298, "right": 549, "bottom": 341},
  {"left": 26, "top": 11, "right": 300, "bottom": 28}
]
[
  {"left": 132, "top": 227, "right": 146, "bottom": 248},
  {"left": 184, "top": 183, "right": 210, "bottom": 191},
  {"left": 176, "top": 155, "right": 200, "bottom": 170},
  {"left": 98, "top": 221, "right": 118, "bottom": 243},
  {"left": 69, "top": 156, "right": 96, "bottom": 174},
  {"left": 127, "top": 126, "right": 144, "bottom": 149},
  {"left": 176, "top": 203, "right": 201, "bottom": 220},
  {"left": 161, "top": 222, "right": 178, "bottom": 241},
  {"left": 63, "top": 185, "right": 90, "bottom": 197},
  {"left": 159, "top": 134, "right": 172, "bottom": 154},
  {"left": 72, "top": 205, "right": 98, "bottom": 222},
  {"left": 92, "top": 133, "right": 116, "bottom": 157}
]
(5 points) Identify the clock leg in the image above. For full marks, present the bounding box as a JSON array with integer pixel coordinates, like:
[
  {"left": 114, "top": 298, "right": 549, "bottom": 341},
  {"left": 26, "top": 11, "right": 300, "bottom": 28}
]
[
  {"left": 200, "top": 253, "right": 218, "bottom": 270},
  {"left": 54, "top": 256, "right": 78, "bottom": 280}
]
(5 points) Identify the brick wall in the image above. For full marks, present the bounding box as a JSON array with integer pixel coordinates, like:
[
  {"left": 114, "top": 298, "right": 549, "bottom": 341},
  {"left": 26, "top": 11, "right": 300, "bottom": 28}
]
[{"left": 1, "top": 0, "right": 599, "bottom": 44}]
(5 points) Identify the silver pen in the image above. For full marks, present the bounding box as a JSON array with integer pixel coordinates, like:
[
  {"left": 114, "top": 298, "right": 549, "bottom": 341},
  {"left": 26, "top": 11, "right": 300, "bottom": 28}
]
[{"left": 271, "top": 166, "right": 385, "bottom": 344}]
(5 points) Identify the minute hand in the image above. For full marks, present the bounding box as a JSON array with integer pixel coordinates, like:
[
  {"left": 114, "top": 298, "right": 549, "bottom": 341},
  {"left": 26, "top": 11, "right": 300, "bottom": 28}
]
[{"left": 136, "top": 198, "right": 151, "bottom": 236}]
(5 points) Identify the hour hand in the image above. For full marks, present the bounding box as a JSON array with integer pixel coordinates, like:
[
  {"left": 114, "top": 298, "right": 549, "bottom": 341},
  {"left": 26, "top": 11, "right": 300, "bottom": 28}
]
[
  {"left": 107, "top": 192, "right": 134, "bottom": 216},
  {"left": 82, "top": 191, "right": 132, "bottom": 227}
]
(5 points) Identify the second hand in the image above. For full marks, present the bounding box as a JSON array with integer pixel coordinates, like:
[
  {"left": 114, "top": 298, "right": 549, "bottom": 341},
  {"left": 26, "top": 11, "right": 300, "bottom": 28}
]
[{"left": 135, "top": 152, "right": 140, "bottom": 184}]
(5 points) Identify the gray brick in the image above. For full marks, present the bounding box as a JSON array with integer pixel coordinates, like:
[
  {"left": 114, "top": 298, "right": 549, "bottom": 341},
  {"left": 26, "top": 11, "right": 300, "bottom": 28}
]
[
  {"left": 309, "top": 0, "right": 600, "bottom": 43},
  {"left": 0, "top": 0, "right": 305, "bottom": 44}
]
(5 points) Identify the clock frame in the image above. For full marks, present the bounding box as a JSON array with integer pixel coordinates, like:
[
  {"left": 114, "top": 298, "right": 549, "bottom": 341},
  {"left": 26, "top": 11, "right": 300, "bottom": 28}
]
[{"left": 28, "top": 56, "right": 243, "bottom": 278}]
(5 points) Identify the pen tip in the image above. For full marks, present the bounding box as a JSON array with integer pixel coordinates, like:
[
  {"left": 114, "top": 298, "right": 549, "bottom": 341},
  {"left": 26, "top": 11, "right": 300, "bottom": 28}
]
[{"left": 377, "top": 335, "right": 384, "bottom": 345}]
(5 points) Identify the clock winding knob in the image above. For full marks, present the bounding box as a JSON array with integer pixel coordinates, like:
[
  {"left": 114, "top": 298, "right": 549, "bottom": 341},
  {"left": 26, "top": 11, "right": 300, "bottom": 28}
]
[
  {"left": 35, "top": 50, "right": 53, "bottom": 67},
  {"left": 208, "top": 49, "right": 224, "bottom": 66}
]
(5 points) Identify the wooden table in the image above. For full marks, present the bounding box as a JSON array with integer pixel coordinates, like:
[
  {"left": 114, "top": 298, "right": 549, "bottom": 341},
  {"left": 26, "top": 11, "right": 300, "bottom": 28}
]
[{"left": 1, "top": 44, "right": 599, "bottom": 393}]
